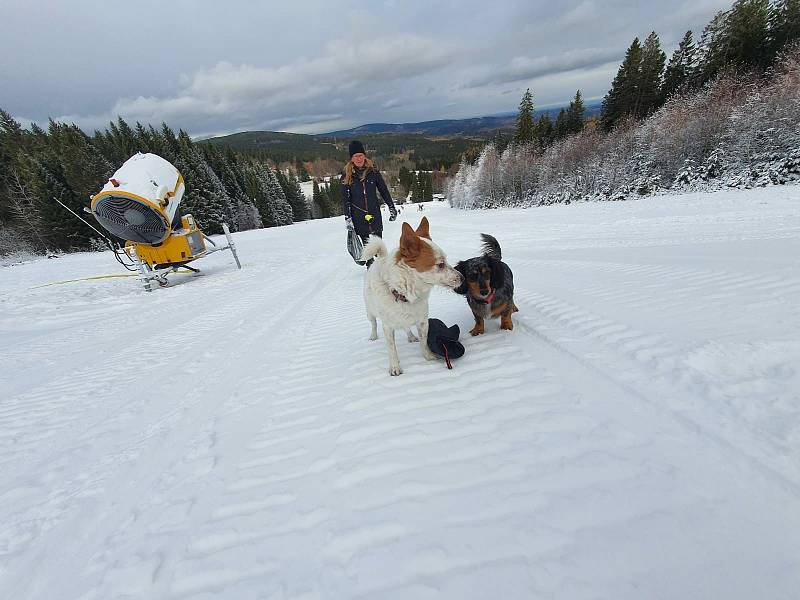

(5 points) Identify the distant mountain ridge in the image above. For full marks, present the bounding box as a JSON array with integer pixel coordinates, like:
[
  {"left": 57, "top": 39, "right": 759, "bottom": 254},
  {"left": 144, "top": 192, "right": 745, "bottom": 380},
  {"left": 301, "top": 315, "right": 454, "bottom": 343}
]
[
  {"left": 324, "top": 116, "right": 516, "bottom": 137},
  {"left": 201, "top": 101, "right": 602, "bottom": 166},
  {"left": 324, "top": 101, "right": 601, "bottom": 137}
]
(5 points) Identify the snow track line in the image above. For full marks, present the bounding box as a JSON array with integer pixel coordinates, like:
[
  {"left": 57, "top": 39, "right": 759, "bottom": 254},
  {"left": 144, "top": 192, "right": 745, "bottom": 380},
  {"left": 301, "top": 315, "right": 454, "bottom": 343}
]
[
  {"left": 0, "top": 261, "right": 341, "bottom": 599},
  {"left": 0, "top": 259, "right": 326, "bottom": 478},
  {"left": 514, "top": 290, "right": 800, "bottom": 499}
]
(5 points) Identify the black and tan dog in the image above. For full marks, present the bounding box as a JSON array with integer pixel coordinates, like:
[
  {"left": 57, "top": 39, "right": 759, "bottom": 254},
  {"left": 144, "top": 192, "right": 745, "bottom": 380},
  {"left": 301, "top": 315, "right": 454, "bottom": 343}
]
[{"left": 454, "top": 234, "right": 518, "bottom": 336}]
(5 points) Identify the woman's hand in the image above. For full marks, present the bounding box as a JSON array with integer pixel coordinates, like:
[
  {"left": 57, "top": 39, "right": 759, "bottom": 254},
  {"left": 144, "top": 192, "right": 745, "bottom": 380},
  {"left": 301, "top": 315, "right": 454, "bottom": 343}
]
[{"left": 389, "top": 207, "right": 398, "bottom": 221}]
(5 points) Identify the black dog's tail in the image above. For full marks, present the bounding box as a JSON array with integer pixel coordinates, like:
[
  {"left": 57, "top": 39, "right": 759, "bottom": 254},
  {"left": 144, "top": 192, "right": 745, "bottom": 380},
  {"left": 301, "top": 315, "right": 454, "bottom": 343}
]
[{"left": 480, "top": 234, "right": 502, "bottom": 260}]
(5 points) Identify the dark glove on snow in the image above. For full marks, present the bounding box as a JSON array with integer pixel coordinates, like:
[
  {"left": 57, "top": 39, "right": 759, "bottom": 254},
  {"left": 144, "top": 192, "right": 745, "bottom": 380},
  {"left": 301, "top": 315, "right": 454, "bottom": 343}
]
[{"left": 388, "top": 207, "right": 397, "bottom": 221}]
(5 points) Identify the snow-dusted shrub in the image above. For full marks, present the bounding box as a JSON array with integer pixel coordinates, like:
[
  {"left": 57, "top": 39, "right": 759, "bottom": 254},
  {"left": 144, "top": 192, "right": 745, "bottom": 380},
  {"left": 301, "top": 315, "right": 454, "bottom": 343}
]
[
  {"left": 0, "top": 226, "right": 39, "bottom": 263},
  {"left": 722, "top": 44, "right": 800, "bottom": 187},
  {"left": 447, "top": 45, "right": 800, "bottom": 209}
]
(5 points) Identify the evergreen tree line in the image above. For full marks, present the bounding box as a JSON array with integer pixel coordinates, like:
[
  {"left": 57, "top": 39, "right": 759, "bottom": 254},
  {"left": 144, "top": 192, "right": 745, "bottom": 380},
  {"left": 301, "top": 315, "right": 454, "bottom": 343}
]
[
  {"left": 0, "top": 113, "right": 310, "bottom": 256},
  {"left": 601, "top": 0, "right": 800, "bottom": 131},
  {"left": 311, "top": 177, "right": 345, "bottom": 219},
  {"left": 448, "top": 0, "right": 800, "bottom": 209},
  {"left": 506, "top": 88, "right": 586, "bottom": 149},
  {"left": 398, "top": 167, "right": 435, "bottom": 202}
]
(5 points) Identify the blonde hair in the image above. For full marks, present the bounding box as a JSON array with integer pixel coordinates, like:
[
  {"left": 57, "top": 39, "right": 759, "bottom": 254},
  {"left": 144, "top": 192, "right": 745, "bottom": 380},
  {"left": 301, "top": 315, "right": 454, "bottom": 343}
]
[{"left": 343, "top": 157, "right": 375, "bottom": 185}]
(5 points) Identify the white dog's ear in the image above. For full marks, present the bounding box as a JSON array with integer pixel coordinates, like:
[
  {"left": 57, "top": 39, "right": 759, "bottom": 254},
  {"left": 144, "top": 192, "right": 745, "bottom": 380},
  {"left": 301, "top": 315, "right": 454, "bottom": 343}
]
[
  {"left": 400, "top": 222, "right": 421, "bottom": 257},
  {"left": 415, "top": 216, "right": 431, "bottom": 240}
]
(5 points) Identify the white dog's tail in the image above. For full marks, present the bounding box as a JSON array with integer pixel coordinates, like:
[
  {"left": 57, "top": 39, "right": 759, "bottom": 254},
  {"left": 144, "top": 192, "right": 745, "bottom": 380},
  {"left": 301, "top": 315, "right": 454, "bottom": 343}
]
[{"left": 361, "top": 235, "right": 387, "bottom": 262}]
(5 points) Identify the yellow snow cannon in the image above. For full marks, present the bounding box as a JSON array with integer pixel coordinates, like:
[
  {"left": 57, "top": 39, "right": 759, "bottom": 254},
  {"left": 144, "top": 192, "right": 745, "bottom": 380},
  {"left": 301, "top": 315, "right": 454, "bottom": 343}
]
[{"left": 90, "top": 152, "right": 241, "bottom": 291}]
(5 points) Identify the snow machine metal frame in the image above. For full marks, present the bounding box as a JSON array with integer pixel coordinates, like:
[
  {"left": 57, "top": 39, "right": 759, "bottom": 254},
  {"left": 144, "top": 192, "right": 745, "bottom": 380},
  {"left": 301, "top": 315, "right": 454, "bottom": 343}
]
[{"left": 126, "top": 222, "right": 241, "bottom": 292}]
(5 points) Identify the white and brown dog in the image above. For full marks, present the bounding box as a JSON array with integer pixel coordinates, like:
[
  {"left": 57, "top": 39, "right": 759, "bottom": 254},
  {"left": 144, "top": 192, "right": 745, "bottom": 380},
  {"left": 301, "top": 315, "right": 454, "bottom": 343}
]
[{"left": 361, "top": 217, "right": 462, "bottom": 376}]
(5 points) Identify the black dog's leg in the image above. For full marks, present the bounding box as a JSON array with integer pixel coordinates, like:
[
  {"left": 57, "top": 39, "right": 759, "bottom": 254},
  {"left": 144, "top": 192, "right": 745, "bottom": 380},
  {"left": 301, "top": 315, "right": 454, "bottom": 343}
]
[
  {"left": 500, "top": 307, "right": 514, "bottom": 331},
  {"left": 491, "top": 300, "right": 515, "bottom": 331},
  {"left": 469, "top": 307, "right": 485, "bottom": 336}
]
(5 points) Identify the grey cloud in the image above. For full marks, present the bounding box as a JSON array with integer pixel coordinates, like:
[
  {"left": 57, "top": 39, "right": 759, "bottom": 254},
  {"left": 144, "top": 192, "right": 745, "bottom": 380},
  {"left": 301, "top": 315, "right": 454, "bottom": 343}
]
[
  {"left": 466, "top": 47, "right": 624, "bottom": 88},
  {"left": 112, "top": 34, "right": 453, "bottom": 126},
  {"left": 47, "top": 32, "right": 455, "bottom": 135}
]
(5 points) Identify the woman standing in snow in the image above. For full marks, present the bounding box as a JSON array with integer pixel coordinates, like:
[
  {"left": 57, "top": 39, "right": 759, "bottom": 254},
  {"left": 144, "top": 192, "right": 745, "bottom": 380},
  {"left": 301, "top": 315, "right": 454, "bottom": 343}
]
[{"left": 341, "top": 140, "right": 397, "bottom": 266}]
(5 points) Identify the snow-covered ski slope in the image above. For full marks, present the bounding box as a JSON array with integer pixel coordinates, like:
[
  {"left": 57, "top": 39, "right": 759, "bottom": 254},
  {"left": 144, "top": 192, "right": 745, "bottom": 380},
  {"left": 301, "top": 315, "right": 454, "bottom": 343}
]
[{"left": 1, "top": 186, "right": 799, "bottom": 600}]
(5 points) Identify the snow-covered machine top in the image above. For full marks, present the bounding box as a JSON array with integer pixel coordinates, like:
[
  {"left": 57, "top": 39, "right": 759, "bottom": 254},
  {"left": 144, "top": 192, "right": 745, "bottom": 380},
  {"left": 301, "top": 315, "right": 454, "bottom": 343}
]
[{"left": 91, "top": 153, "right": 185, "bottom": 245}]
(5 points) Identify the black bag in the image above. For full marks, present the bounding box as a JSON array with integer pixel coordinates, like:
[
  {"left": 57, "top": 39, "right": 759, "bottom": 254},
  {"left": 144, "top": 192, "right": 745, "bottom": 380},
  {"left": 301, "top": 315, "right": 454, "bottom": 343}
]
[
  {"left": 347, "top": 229, "right": 365, "bottom": 265},
  {"left": 427, "top": 318, "right": 465, "bottom": 369}
]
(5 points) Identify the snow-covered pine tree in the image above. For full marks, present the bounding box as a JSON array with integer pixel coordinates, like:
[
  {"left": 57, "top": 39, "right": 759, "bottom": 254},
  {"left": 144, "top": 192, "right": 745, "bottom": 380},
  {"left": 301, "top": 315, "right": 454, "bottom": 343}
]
[
  {"left": 474, "top": 143, "right": 501, "bottom": 207},
  {"left": 674, "top": 157, "right": 699, "bottom": 187},
  {"left": 133, "top": 122, "right": 155, "bottom": 154},
  {"left": 52, "top": 123, "right": 112, "bottom": 204},
  {"left": 0, "top": 113, "right": 13, "bottom": 229},
  {"left": 637, "top": 32, "right": 666, "bottom": 116},
  {"left": 767, "top": 0, "right": 800, "bottom": 58},
  {"left": 203, "top": 145, "right": 260, "bottom": 231},
  {"left": 422, "top": 172, "right": 434, "bottom": 202},
  {"left": 411, "top": 172, "right": 423, "bottom": 203},
  {"left": 601, "top": 38, "right": 642, "bottom": 131},
  {"left": 110, "top": 118, "right": 137, "bottom": 161},
  {"left": 276, "top": 169, "right": 308, "bottom": 222},
  {"left": 263, "top": 165, "right": 293, "bottom": 225},
  {"left": 493, "top": 129, "right": 508, "bottom": 153},
  {"left": 244, "top": 162, "right": 293, "bottom": 227},
  {"left": 160, "top": 123, "right": 181, "bottom": 162},
  {"left": 144, "top": 125, "right": 168, "bottom": 160},
  {"left": 398, "top": 166, "right": 408, "bottom": 194},
  {"left": 311, "top": 179, "right": 330, "bottom": 218},
  {"left": 26, "top": 146, "right": 74, "bottom": 250},
  {"left": 175, "top": 131, "right": 233, "bottom": 234},
  {"left": 295, "top": 159, "right": 310, "bottom": 182},
  {"left": 696, "top": 1, "right": 771, "bottom": 84},
  {"left": 2, "top": 157, "right": 49, "bottom": 253},
  {"left": 554, "top": 109, "right": 569, "bottom": 140},
  {"left": 725, "top": 0, "right": 772, "bottom": 67},
  {"left": 698, "top": 145, "right": 726, "bottom": 180},
  {"left": 289, "top": 171, "right": 311, "bottom": 221},
  {"left": 243, "top": 162, "right": 275, "bottom": 227},
  {"left": 566, "top": 90, "right": 585, "bottom": 134},
  {"left": 535, "top": 114, "right": 554, "bottom": 145},
  {"left": 514, "top": 89, "right": 535, "bottom": 145},
  {"left": 325, "top": 177, "right": 342, "bottom": 216},
  {"left": 661, "top": 31, "right": 697, "bottom": 103},
  {"left": 694, "top": 11, "right": 730, "bottom": 86}
]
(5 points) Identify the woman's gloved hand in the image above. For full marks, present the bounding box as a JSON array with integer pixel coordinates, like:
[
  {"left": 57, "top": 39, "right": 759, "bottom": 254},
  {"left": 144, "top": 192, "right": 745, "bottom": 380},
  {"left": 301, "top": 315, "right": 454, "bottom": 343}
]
[{"left": 389, "top": 206, "right": 398, "bottom": 221}]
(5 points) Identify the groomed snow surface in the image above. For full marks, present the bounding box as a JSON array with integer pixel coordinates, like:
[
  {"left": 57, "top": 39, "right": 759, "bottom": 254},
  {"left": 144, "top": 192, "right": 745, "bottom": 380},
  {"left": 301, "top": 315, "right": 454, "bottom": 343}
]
[{"left": 1, "top": 187, "right": 799, "bottom": 599}]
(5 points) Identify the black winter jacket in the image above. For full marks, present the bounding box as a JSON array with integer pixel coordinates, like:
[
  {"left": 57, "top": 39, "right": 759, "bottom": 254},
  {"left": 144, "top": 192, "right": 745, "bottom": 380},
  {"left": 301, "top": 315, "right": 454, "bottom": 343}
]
[{"left": 341, "top": 166, "right": 396, "bottom": 237}]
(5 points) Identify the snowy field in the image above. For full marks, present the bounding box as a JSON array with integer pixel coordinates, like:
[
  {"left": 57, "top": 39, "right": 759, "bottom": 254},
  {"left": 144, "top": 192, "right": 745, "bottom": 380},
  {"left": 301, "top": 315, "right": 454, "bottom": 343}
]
[{"left": 1, "top": 187, "right": 800, "bottom": 599}]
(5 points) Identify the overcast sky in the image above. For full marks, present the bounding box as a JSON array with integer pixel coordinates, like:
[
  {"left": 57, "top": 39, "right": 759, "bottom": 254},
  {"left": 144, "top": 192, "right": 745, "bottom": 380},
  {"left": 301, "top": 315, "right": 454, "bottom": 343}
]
[{"left": 1, "top": 0, "right": 732, "bottom": 137}]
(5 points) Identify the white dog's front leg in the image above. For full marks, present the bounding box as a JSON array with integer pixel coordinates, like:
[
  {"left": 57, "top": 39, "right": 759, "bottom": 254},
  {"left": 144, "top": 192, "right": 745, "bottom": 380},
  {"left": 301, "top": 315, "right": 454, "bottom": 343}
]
[
  {"left": 417, "top": 320, "right": 436, "bottom": 360},
  {"left": 383, "top": 325, "right": 403, "bottom": 375},
  {"left": 368, "top": 314, "right": 378, "bottom": 341}
]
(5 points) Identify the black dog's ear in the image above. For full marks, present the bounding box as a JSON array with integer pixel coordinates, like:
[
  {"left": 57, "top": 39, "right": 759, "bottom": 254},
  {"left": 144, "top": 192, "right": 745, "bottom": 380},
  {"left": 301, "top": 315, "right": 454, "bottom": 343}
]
[
  {"left": 488, "top": 257, "right": 505, "bottom": 289},
  {"left": 453, "top": 261, "right": 468, "bottom": 295}
]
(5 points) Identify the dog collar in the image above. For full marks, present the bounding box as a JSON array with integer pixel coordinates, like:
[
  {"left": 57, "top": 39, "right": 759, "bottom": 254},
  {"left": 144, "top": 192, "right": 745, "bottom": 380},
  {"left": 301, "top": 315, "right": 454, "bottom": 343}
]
[{"left": 392, "top": 289, "right": 409, "bottom": 303}]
